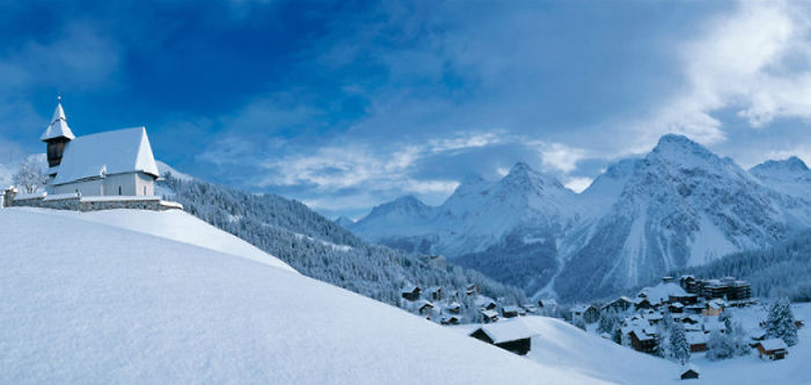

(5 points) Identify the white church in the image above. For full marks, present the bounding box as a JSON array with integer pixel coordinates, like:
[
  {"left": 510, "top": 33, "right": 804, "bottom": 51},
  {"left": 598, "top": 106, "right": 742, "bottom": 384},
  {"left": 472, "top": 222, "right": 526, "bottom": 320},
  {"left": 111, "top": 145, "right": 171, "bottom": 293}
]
[{"left": 41, "top": 99, "right": 160, "bottom": 197}]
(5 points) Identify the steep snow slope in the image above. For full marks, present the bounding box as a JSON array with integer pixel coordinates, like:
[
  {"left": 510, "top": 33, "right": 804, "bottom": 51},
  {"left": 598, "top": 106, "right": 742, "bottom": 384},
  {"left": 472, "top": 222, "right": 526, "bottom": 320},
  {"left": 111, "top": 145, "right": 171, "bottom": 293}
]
[
  {"left": 0, "top": 208, "right": 605, "bottom": 384},
  {"left": 23, "top": 207, "right": 296, "bottom": 273},
  {"left": 554, "top": 135, "right": 811, "bottom": 301}
]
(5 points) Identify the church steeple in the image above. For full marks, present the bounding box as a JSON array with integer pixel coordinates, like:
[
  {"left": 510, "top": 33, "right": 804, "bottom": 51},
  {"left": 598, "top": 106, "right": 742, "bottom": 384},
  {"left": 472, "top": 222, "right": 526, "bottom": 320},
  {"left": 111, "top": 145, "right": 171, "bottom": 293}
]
[
  {"left": 41, "top": 95, "right": 75, "bottom": 173},
  {"left": 41, "top": 95, "right": 75, "bottom": 142}
]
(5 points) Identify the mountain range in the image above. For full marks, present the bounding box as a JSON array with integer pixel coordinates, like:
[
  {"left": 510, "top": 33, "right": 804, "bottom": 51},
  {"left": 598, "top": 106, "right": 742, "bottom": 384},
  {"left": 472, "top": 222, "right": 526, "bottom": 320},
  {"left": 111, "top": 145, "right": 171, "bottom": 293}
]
[{"left": 346, "top": 134, "right": 811, "bottom": 301}]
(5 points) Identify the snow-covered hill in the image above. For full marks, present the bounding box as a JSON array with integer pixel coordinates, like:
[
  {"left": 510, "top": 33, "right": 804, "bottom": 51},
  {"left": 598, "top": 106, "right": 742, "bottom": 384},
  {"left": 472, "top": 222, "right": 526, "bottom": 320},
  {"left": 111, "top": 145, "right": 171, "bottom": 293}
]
[
  {"left": 349, "top": 135, "right": 811, "bottom": 302},
  {"left": 0, "top": 208, "right": 605, "bottom": 384}
]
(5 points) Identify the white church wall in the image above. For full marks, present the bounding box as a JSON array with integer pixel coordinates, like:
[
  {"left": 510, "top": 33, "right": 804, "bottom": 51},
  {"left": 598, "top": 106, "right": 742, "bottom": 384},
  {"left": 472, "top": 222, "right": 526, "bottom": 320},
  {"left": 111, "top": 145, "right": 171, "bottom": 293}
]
[
  {"left": 53, "top": 179, "right": 104, "bottom": 196},
  {"left": 134, "top": 172, "right": 156, "bottom": 196},
  {"left": 52, "top": 172, "right": 155, "bottom": 197}
]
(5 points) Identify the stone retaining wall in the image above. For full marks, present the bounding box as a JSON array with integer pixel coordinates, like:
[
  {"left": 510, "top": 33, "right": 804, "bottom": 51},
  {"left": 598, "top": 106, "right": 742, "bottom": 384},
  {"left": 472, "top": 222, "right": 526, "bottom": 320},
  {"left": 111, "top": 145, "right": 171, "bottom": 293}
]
[{"left": 8, "top": 194, "right": 182, "bottom": 212}]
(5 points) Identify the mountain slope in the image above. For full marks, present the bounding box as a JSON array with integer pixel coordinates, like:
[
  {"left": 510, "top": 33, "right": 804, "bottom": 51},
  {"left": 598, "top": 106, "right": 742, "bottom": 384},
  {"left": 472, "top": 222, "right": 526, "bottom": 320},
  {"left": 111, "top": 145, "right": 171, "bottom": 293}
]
[
  {"left": 157, "top": 174, "right": 527, "bottom": 318},
  {"left": 0, "top": 208, "right": 605, "bottom": 384},
  {"left": 351, "top": 134, "right": 811, "bottom": 302},
  {"left": 349, "top": 163, "right": 579, "bottom": 293},
  {"left": 750, "top": 156, "right": 811, "bottom": 199},
  {"left": 554, "top": 135, "right": 811, "bottom": 301},
  {"left": 664, "top": 228, "right": 811, "bottom": 302}
]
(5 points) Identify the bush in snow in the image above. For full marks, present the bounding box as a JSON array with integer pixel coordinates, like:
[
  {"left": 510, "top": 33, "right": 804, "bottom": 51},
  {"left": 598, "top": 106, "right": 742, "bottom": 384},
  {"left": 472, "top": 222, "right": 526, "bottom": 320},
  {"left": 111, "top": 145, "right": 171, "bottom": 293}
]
[
  {"left": 765, "top": 297, "right": 798, "bottom": 346},
  {"left": 706, "top": 321, "right": 750, "bottom": 361},
  {"left": 12, "top": 158, "right": 47, "bottom": 194},
  {"left": 706, "top": 331, "right": 735, "bottom": 360},
  {"left": 668, "top": 323, "right": 690, "bottom": 365}
]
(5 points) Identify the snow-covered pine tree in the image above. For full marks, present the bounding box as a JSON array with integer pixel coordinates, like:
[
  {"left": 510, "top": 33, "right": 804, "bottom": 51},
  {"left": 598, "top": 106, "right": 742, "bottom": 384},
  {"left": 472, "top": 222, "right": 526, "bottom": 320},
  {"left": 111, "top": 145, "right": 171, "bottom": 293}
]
[
  {"left": 765, "top": 297, "right": 798, "bottom": 346},
  {"left": 668, "top": 323, "right": 690, "bottom": 365}
]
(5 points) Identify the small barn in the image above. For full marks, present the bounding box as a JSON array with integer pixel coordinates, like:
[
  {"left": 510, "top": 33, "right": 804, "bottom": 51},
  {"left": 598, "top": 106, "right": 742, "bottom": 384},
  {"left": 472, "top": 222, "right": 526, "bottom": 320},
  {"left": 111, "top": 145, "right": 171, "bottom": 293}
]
[
  {"left": 469, "top": 319, "right": 536, "bottom": 355},
  {"left": 757, "top": 339, "right": 788, "bottom": 360},
  {"left": 680, "top": 366, "right": 700, "bottom": 380},
  {"left": 446, "top": 302, "right": 461, "bottom": 314},
  {"left": 401, "top": 285, "right": 421, "bottom": 301}
]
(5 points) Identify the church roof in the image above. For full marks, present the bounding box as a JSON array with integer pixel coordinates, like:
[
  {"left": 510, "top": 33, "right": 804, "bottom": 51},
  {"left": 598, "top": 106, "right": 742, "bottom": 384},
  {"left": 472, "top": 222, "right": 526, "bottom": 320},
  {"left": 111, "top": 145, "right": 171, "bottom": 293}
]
[
  {"left": 40, "top": 102, "right": 76, "bottom": 141},
  {"left": 52, "top": 127, "right": 160, "bottom": 185}
]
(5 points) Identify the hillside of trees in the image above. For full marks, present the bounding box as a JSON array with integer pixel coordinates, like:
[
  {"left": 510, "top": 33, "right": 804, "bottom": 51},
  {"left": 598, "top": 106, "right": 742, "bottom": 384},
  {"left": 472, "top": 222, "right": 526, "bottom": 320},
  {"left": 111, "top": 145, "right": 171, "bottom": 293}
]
[
  {"left": 158, "top": 174, "right": 527, "bottom": 320},
  {"left": 664, "top": 230, "right": 811, "bottom": 302}
]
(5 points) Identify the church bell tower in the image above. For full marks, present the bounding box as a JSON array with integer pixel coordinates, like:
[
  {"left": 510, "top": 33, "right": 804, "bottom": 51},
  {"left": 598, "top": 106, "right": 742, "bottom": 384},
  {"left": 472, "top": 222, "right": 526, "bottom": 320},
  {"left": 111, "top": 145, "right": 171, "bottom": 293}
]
[{"left": 40, "top": 95, "right": 75, "bottom": 177}]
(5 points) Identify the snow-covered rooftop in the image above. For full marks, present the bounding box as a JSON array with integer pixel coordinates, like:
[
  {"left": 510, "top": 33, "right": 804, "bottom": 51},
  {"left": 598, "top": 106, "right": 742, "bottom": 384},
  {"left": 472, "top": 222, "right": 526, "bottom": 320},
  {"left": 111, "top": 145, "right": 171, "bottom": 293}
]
[
  {"left": 472, "top": 318, "right": 537, "bottom": 344},
  {"left": 637, "top": 282, "right": 689, "bottom": 305},
  {"left": 759, "top": 338, "right": 788, "bottom": 351},
  {"left": 40, "top": 102, "right": 75, "bottom": 141},
  {"left": 52, "top": 127, "right": 160, "bottom": 185}
]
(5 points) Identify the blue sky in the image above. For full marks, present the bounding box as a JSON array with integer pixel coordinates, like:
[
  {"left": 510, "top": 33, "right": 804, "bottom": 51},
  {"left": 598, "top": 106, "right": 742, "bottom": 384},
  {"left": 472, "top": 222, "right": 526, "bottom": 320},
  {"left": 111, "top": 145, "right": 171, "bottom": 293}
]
[{"left": 1, "top": 0, "right": 811, "bottom": 218}]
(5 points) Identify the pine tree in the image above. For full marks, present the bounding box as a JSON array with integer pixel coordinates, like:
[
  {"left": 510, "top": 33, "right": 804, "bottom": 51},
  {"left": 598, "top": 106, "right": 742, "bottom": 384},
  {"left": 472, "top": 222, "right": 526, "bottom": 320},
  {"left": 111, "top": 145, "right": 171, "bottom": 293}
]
[
  {"left": 765, "top": 297, "right": 798, "bottom": 346},
  {"left": 668, "top": 323, "right": 691, "bottom": 364}
]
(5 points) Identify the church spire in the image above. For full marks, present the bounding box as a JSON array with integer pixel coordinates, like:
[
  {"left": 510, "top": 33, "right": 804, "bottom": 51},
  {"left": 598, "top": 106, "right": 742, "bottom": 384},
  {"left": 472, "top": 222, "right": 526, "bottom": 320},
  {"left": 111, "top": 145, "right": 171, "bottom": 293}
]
[{"left": 40, "top": 95, "right": 76, "bottom": 142}]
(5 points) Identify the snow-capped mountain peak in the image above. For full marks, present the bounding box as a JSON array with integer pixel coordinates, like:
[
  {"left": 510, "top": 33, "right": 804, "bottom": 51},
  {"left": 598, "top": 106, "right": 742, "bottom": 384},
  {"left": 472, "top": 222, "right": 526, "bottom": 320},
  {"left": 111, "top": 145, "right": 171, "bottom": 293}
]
[{"left": 749, "top": 156, "right": 811, "bottom": 198}]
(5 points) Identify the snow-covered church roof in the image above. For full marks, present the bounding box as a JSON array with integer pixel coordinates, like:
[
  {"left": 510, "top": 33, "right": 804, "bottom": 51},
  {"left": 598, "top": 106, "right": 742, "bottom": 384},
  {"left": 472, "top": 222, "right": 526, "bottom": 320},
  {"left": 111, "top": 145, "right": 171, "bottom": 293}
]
[
  {"left": 40, "top": 102, "right": 75, "bottom": 141},
  {"left": 52, "top": 127, "right": 160, "bottom": 185}
]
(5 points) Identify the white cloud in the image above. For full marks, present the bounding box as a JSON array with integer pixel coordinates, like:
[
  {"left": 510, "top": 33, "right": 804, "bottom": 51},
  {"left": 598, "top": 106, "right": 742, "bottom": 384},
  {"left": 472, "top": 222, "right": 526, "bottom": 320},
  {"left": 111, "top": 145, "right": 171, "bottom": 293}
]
[
  {"left": 536, "top": 142, "right": 587, "bottom": 173},
  {"left": 624, "top": 0, "right": 811, "bottom": 154},
  {"left": 564, "top": 177, "right": 593, "bottom": 194}
]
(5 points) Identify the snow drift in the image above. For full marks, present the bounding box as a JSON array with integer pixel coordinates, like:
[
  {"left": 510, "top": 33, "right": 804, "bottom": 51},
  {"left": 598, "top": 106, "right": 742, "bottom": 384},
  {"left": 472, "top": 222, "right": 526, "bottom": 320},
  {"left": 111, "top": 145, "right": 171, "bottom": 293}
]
[{"left": 0, "top": 208, "right": 605, "bottom": 384}]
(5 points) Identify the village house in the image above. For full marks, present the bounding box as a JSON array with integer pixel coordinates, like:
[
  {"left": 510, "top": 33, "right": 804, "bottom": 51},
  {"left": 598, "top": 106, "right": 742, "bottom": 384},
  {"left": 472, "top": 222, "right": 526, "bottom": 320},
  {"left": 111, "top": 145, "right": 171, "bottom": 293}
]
[
  {"left": 446, "top": 302, "right": 461, "bottom": 315},
  {"left": 628, "top": 329, "right": 657, "bottom": 353},
  {"left": 571, "top": 304, "right": 600, "bottom": 324},
  {"left": 401, "top": 285, "right": 421, "bottom": 301},
  {"left": 602, "top": 296, "right": 635, "bottom": 313},
  {"left": 440, "top": 315, "right": 460, "bottom": 325},
  {"left": 756, "top": 339, "right": 788, "bottom": 360},
  {"left": 685, "top": 332, "right": 708, "bottom": 352},
  {"left": 502, "top": 306, "right": 522, "bottom": 319},
  {"left": 41, "top": 101, "right": 160, "bottom": 197},
  {"left": 469, "top": 319, "right": 536, "bottom": 355},
  {"left": 481, "top": 310, "right": 499, "bottom": 323},
  {"left": 702, "top": 299, "right": 725, "bottom": 317},
  {"left": 426, "top": 286, "right": 443, "bottom": 301},
  {"left": 417, "top": 300, "right": 434, "bottom": 316}
]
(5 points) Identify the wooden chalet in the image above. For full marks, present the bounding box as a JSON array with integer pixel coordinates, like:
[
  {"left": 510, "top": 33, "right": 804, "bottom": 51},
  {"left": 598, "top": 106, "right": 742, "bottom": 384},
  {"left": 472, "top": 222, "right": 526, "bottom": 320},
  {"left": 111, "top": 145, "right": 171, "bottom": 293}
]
[
  {"left": 757, "top": 339, "right": 788, "bottom": 360},
  {"left": 482, "top": 309, "right": 499, "bottom": 323},
  {"left": 629, "top": 329, "right": 657, "bottom": 353},
  {"left": 427, "top": 286, "right": 443, "bottom": 301},
  {"left": 401, "top": 285, "right": 421, "bottom": 301},
  {"left": 602, "top": 296, "right": 635, "bottom": 313}
]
